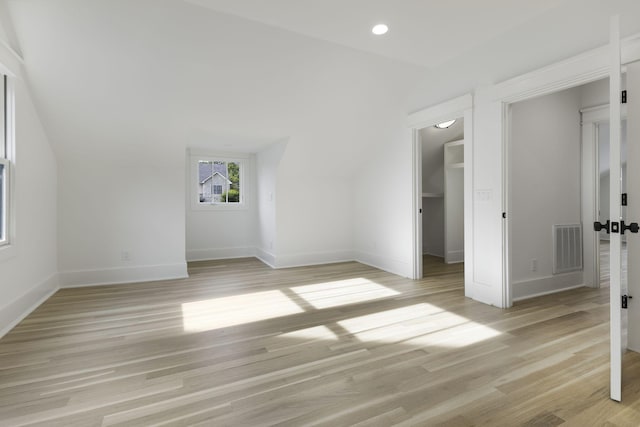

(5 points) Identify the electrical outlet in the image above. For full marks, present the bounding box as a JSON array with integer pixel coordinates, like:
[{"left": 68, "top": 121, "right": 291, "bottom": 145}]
[
  {"left": 121, "top": 251, "right": 131, "bottom": 262},
  {"left": 531, "top": 259, "right": 538, "bottom": 272}
]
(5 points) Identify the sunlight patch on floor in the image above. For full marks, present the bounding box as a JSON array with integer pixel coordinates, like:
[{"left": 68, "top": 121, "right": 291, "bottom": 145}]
[
  {"left": 279, "top": 325, "right": 338, "bottom": 340},
  {"left": 181, "top": 290, "right": 304, "bottom": 332},
  {"left": 180, "top": 280, "right": 498, "bottom": 347},
  {"left": 290, "top": 278, "right": 400, "bottom": 309},
  {"left": 338, "top": 303, "right": 501, "bottom": 348}
]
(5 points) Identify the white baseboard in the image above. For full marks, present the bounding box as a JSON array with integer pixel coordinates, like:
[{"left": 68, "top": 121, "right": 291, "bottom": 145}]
[
  {"left": 186, "top": 247, "right": 361, "bottom": 271},
  {"left": 423, "top": 250, "right": 444, "bottom": 258},
  {"left": 273, "top": 250, "right": 354, "bottom": 269},
  {"left": 512, "top": 271, "right": 584, "bottom": 301},
  {"left": 446, "top": 250, "right": 464, "bottom": 264},
  {"left": 354, "top": 250, "right": 411, "bottom": 278},
  {"left": 186, "top": 247, "right": 255, "bottom": 262},
  {"left": 255, "top": 248, "right": 276, "bottom": 268},
  {"left": 59, "top": 262, "right": 189, "bottom": 288},
  {"left": 185, "top": 247, "right": 410, "bottom": 278},
  {"left": 0, "top": 273, "right": 59, "bottom": 338}
]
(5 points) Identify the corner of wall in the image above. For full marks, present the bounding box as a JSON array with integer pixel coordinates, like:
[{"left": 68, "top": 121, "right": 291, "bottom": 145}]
[
  {"left": 353, "top": 250, "right": 412, "bottom": 278},
  {"left": 0, "top": 273, "right": 59, "bottom": 338},
  {"left": 255, "top": 247, "right": 276, "bottom": 268},
  {"left": 273, "top": 250, "right": 355, "bottom": 269}
]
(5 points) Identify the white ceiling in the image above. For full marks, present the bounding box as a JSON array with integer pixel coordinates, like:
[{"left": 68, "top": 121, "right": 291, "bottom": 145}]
[
  {"left": 6, "top": 0, "right": 640, "bottom": 177},
  {"left": 185, "top": 0, "right": 568, "bottom": 68}
]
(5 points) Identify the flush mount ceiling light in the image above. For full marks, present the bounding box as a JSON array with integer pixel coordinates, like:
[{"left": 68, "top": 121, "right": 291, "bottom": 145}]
[
  {"left": 372, "top": 24, "right": 388, "bottom": 35},
  {"left": 435, "top": 119, "right": 456, "bottom": 129}
]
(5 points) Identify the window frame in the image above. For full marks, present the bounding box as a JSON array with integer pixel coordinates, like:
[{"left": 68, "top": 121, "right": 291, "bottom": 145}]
[
  {"left": 190, "top": 152, "right": 249, "bottom": 211},
  {"left": 0, "top": 73, "right": 15, "bottom": 254},
  {"left": 0, "top": 158, "right": 8, "bottom": 246}
]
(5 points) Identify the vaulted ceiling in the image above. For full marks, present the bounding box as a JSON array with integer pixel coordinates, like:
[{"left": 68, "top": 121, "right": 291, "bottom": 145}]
[
  {"left": 185, "top": 0, "right": 568, "bottom": 68},
  {"left": 5, "top": 0, "right": 640, "bottom": 176}
]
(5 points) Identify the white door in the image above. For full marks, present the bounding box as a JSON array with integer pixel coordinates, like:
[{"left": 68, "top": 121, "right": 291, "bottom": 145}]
[
  {"left": 608, "top": 17, "right": 624, "bottom": 402},
  {"left": 624, "top": 61, "right": 640, "bottom": 384}
]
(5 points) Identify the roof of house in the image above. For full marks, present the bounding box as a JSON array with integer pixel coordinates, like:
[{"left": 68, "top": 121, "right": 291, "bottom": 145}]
[{"left": 199, "top": 162, "right": 229, "bottom": 184}]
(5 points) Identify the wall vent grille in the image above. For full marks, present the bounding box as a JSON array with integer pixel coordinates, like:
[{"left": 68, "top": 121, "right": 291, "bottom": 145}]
[{"left": 553, "top": 224, "right": 583, "bottom": 274}]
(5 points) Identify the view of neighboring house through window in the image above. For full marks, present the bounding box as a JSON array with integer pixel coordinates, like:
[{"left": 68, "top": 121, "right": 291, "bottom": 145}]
[
  {"left": 0, "top": 74, "right": 9, "bottom": 245},
  {"left": 198, "top": 160, "right": 241, "bottom": 204}
]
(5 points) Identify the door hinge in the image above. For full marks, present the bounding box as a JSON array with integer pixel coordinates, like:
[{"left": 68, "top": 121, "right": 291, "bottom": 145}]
[
  {"left": 502, "top": 212, "right": 507, "bottom": 219},
  {"left": 622, "top": 90, "right": 627, "bottom": 104},
  {"left": 622, "top": 295, "right": 632, "bottom": 309},
  {"left": 622, "top": 193, "right": 628, "bottom": 206}
]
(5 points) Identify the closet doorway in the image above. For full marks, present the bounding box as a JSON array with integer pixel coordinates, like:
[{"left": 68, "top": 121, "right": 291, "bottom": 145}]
[{"left": 419, "top": 117, "right": 465, "bottom": 276}]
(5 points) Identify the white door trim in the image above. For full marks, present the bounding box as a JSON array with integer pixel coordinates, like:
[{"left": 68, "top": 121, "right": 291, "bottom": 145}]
[{"left": 411, "top": 129, "right": 423, "bottom": 280}]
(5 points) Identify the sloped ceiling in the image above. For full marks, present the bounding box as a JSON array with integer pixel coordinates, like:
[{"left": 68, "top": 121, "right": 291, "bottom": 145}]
[
  {"left": 6, "top": 0, "right": 427, "bottom": 173},
  {"left": 185, "top": 0, "right": 568, "bottom": 68},
  {"left": 6, "top": 0, "right": 640, "bottom": 176}
]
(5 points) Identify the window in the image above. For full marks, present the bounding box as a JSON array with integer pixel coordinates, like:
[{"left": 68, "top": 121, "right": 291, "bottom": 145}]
[
  {"left": 196, "top": 158, "right": 243, "bottom": 205},
  {"left": 0, "top": 74, "right": 9, "bottom": 247}
]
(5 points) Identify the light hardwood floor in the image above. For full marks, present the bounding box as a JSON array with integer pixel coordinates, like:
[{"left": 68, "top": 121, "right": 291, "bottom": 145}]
[{"left": 1, "top": 257, "right": 640, "bottom": 426}]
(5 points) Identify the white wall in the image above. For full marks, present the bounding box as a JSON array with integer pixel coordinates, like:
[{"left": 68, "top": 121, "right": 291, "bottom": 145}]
[
  {"left": 57, "top": 146, "right": 188, "bottom": 286},
  {"left": 581, "top": 77, "right": 610, "bottom": 108},
  {"left": 354, "top": 125, "right": 415, "bottom": 277},
  {"left": 8, "top": 0, "right": 425, "bottom": 281},
  {"left": 444, "top": 144, "right": 464, "bottom": 264},
  {"left": 509, "top": 87, "right": 583, "bottom": 299},
  {"left": 422, "top": 199, "right": 444, "bottom": 257},
  {"left": 421, "top": 132, "right": 444, "bottom": 258},
  {"left": 0, "top": 70, "right": 59, "bottom": 335},
  {"left": 255, "top": 140, "right": 286, "bottom": 265}
]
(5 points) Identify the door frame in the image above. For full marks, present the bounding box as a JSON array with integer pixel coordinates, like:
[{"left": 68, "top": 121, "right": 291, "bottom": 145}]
[
  {"left": 487, "top": 34, "right": 640, "bottom": 308},
  {"left": 407, "top": 94, "right": 473, "bottom": 296},
  {"left": 494, "top": 19, "right": 637, "bottom": 401}
]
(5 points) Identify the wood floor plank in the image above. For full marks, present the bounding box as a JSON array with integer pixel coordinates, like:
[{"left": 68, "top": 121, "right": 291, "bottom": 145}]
[{"left": 0, "top": 254, "right": 639, "bottom": 425}]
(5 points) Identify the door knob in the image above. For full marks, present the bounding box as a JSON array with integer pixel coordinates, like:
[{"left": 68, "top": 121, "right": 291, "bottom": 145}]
[
  {"left": 594, "top": 220, "right": 610, "bottom": 234},
  {"left": 621, "top": 221, "right": 639, "bottom": 235}
]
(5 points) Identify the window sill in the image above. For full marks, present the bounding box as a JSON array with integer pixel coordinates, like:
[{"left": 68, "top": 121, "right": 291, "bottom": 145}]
[{"left": 191, "top": 203, "right": 249, "bottom": 212}]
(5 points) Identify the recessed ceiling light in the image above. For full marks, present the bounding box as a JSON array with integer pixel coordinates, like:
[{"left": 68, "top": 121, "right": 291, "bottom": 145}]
[
  {"left": 435, "top": 120, "right": 456, "bottom": 129},
  {"left": 372, "top": 24, "right": 388, "bottom": 35}
]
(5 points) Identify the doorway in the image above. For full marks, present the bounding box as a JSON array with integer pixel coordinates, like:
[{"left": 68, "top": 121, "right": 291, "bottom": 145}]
[
  {"left": 504, "top": 70, "right": 637, "bottom": 402},
  {"left": 408, "top": 94, "right": 473, "bottom": 297},
  {"left": 419, "top": 118, "right": 465, "bottom": 277}
]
